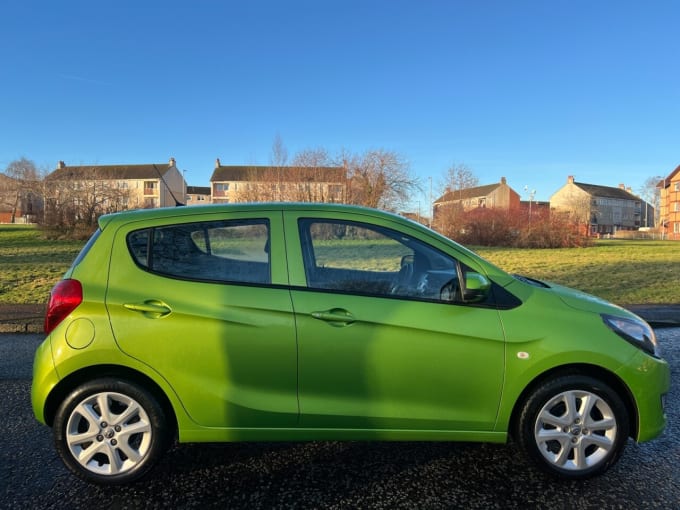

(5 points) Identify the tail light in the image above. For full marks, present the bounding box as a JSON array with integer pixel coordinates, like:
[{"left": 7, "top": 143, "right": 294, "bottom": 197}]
[{"left": 44, "top": 279, "right": 83, "bottom": 334}]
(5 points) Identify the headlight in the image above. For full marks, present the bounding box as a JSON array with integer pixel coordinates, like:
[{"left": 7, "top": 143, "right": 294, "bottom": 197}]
[{"left": 601, "top": 314, "right": 660, "bottom": 358}]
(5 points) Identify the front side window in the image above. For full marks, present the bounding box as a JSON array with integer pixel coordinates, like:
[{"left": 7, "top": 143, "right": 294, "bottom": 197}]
[
  {"left": 299, "top": 219, "right": 464, "bottom": 303},
  {"left": 127, "top": 219, "right": 270, "bottom": 284}
]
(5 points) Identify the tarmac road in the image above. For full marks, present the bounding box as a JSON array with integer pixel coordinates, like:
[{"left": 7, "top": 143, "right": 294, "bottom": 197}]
[{"left": 1, "top": 330, "right": 679, "bottom": 510}]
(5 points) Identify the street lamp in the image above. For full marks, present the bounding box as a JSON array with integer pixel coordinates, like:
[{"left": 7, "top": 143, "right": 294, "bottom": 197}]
[{"left": 524, "top": 186, "right": 536, "bottom": 218}]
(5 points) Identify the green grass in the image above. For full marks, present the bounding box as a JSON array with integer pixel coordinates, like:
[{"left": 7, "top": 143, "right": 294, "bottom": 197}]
[
  {"left": 475, "top": 241, "right": 680, "bottom": 305},
  {"left": 1, "top": 225, "right": 678, "bottom": 306},
  {"left": 0, "top": 225, "right": 83, "bottom": 304}
]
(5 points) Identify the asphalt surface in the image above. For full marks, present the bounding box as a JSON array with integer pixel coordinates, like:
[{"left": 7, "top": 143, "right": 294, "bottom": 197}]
[{"left": 1, "top": 329, "right": 679, "bottom": 510}]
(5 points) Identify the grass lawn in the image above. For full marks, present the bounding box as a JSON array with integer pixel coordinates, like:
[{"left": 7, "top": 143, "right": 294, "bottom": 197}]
[
  {"left": 475, "top": 241, "right": 680, "bottom": 305},
  {"left": 1, "top": 224, "right": 678, "bottom": 306},
  {"left": 0, "top": 225, "right": 82, "bottom": 305}
]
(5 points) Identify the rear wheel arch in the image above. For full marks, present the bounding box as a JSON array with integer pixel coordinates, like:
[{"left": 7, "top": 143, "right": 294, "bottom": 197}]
[
  {"left": 508, "top": 364, "right": 638, "bottom": 441},
  {"left": 43, "top": 364, "right": 178, "bottom": 437}
]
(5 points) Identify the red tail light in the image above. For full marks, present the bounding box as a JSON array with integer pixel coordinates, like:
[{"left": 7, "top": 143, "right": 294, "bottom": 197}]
[{"left": 44, "top": 279, "right": 83, "bottom": 334}]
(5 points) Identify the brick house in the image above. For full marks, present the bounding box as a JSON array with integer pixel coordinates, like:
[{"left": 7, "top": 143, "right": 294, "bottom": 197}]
[
  {"left": 433, "top": 177, "right": 520, "bottom": 224},
  {"left": 186, "top": 186, "right": 211, "bottom": 206},
  {"left": 550, "top": 176, "right": 653, "bottom": 235},
  {"left": 210, "top": 159, "right": 347, "bottom": 203},
  {"left": 658, "top": 164, "right": 680, "bottom": 240}
]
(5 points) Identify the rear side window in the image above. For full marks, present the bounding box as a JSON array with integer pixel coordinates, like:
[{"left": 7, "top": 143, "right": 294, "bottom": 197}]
[{"left": 127, "top": 219, "right": 270, "bottom": 284}]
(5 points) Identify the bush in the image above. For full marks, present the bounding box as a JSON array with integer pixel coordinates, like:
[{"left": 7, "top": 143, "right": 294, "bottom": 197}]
[{"left": 438, "top": 208, "right": 592, "bottom": 248}]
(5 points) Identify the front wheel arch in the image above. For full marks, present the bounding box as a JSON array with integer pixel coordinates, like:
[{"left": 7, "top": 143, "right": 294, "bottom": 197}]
[
  {"left": 513, "top": 372, "right": 631, "bottom": 479},
  {"left": 509, "top": 364, "right": 638, "bottom": 443}
]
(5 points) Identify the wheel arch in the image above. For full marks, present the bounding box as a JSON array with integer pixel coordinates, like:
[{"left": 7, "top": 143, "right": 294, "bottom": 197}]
[
  {"left": 507, "top": 363, "right": 639, "bottom": 440},
  {"left": 43, "top": 364, "right": 178, "bottom": 436}
]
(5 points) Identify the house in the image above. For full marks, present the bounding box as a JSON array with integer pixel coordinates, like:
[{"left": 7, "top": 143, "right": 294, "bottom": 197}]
[
  {"left": 433, "top": 177, "right": 520, "bottom": 225},
  {"left": 550, "top": 176, "right": 653, "bottom": 235},
  {"left": 186, "top": 186, "right": 211, "bottom": 205},
  {"left": 520, "top": 200, "right": 551, "bottom": 219},
  {"left": 210, "top": 159, "right": 347, "bottom": 203},
  {"left": 46, "top": 158, "right": 186, "bottom": 212},
  {"left": 658, "top": 164, "right": 680, "bottom": 240}
]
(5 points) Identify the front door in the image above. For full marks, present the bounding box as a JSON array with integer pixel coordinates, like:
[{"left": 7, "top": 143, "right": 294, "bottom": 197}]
[{"left": 285, "top": 213, "right": 506, "bottom": 432}]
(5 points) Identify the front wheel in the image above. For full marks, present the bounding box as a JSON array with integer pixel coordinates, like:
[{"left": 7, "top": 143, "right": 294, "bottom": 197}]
[
  {"left": 515, "top": 375, "right": 629, "bottom": 479},
  {"left": 53, "top": 378, "right": 170, "bottom": 485}
]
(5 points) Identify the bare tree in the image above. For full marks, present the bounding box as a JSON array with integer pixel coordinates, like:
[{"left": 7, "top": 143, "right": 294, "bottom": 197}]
[
  {"left": 43, "top": 168, "right": 132, "bottom": 235},
  {"left": 269, "top": 134, "right": 288, "bottom": 167},
  {"left": 344, "top": 149, "right": 419, "bottom": 211},
  {"left": 1, "top": 157, "right": 42, "bottom": 223},
  {"left": 640, "top": 175, "right": 663, "bottom": 227},
  {"left": 432, "top": 163, "right": 479, "bottom": 236},
  {"left": 441, "top": 163, "right": 479, "bottom": 199}
]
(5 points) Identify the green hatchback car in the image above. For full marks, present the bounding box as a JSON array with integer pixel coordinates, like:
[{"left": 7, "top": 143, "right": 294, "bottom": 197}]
[{"left": 32, "top": 203, "right": 669, "bottom": 485}]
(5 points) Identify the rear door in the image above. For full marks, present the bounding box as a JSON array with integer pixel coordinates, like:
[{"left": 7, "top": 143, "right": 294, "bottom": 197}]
[
  {"left": 284, "top": 211, "right": 506, "bottom": 432},
  {"left": 105, "top": 211, "right": 298, "bottom": 428}
]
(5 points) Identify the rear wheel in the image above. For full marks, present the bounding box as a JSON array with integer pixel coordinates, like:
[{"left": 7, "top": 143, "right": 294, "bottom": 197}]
[
  {"left": 53, "top": 378, "right": 170, "bottom": 485},
  {"left": 516, "top": 375, "right": 629, "bottom": 479}
]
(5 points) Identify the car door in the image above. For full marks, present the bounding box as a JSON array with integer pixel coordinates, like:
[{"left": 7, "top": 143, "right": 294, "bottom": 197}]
[
  {"left": 105, "top": 211, "right": 299, "bottom": 428},
  {"left": 284, "top": 211, "right": 506, "bottom": 433}
]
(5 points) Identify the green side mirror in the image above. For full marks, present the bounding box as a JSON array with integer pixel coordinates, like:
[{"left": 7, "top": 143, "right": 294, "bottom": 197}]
[{"left": 464, "top": 272, "right": 491, "bottom": 303}]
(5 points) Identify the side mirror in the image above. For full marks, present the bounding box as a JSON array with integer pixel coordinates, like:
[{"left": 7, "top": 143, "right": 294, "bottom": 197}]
[{"left": 463, "top": 272, "right": 491, "bottom": 303}]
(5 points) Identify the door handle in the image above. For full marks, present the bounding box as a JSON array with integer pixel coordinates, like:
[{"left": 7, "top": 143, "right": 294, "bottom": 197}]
[
  {"left": 311, "top": 308, "right": 355, "bottom": 327},
  {"left": 124, "top": 300, "right": 172, "bottom": 318}
]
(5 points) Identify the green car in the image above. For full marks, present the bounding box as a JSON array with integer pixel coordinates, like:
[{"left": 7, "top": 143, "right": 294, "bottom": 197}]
[{"left": 31, "top": 203, "right": 669, "bottom": 485}]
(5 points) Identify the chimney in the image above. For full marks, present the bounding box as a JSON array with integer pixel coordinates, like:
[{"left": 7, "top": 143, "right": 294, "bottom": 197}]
[
  {"left": 567, "top": 175, "right": 575, "bottom": 184},
  {"left": 500, "top": 176, "right": 507, "bottom": 185},
  {"left": 619, "top": 183, "right": 625, "bottom": 190},
  {"left": 215, "top": 158, "right": 221, "bottom": 169},
  {"left": 57, "top": 160, "right": 66, "bottom": 169},
  {"left": 169, "top": 157, "right": 176, "bottom": 167}
]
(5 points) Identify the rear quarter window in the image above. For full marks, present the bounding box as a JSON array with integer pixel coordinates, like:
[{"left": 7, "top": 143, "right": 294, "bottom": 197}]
[{"left": 126, "top": 219, "right": 271, "bottom": 285}]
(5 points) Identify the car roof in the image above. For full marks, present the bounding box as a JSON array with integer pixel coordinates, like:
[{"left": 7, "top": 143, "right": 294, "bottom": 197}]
[{"left": 98, "top": 203, "right": 410, "bottom": 229}]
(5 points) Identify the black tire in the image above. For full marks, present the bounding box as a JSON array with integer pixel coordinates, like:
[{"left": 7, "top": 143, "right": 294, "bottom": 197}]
[
  {"left": 515, "top": 374, "right": 629, "bottom": 479},
  {"left": 53, "top": 378, "right": 171, "bottom": 485}
]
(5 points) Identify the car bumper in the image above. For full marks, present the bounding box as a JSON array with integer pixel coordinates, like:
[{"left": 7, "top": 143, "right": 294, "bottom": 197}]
[{"left": 616, "top": 350, "right": 671, "bottom": 442}]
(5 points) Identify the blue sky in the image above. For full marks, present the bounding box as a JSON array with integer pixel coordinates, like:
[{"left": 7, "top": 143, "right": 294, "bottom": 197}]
[{"left": 2, "top": 0, "right": 678, "bottom": 212}]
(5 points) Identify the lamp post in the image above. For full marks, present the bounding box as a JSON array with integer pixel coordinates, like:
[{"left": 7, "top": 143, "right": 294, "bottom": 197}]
[{"left": 524, "top": 185, "right": 536, "bottom": 219}]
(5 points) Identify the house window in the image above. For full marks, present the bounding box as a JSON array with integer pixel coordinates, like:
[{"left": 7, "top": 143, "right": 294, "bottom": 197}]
[
  {"left": 674, "top": 223, "right": 680, "bottom": 234},
  {"left": 144, "top": 181, "right": 157, "bottom": 195},
  {"left": 674, "top": 182, "right": 680, "bottom": 192},
  {"left": 214, "top": 183, "right": 230, "bottom": 196},
  {"left": 674, "top": 203, "right": 680, "bottom": 212}
]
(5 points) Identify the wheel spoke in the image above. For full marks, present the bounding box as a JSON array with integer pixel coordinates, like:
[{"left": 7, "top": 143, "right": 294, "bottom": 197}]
[
  {"left": 96, "top": 393, "right": 114, "bottom": 425},
  {"left": 564, "top": 392, "right": 579, "bottom": 423},
  {"left": 72, "top": 401, "right": 101, "bottom": 430},
  {"left": 584, "top": 433, "right": 614, "bottom": 450},
  {"left": 117, "top": 440, "right": 143, "bottom": 464},
  {"left": 538, "top": 408, "right": 570, "bottom": 429},
  {"left": 553, "top": 441, "right": 572, "bottom": 467},
  {"left": 66, "top": 428, "right": 101, "bottom": 448},
  {"left": 120, "top": 419, "right": 152, "bottom": 438},
  {"left": 579, "top": 393, "right": 596, "bottom": 420}
]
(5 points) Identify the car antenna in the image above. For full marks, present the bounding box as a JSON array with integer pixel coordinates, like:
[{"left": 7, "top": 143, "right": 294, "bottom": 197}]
[{"left": 153, "top": 163, "right": 185, "bottom": 206}]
